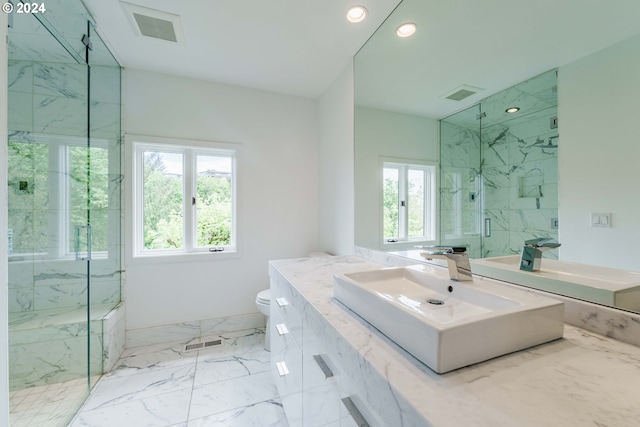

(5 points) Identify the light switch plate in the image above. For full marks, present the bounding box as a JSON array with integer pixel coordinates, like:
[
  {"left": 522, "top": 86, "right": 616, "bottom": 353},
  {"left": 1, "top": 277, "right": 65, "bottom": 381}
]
[{"left": 591, "top": 212, "right": 612, "bottom": 228}]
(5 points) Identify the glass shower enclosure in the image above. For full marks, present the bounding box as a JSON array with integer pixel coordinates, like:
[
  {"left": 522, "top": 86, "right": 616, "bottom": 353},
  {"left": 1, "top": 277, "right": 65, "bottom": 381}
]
[
  {"left": 440, "top": 70, "right": 559, "bottom": 259},
  {"left": 7, "top": 2, "right": 122, "bottom": 425}
]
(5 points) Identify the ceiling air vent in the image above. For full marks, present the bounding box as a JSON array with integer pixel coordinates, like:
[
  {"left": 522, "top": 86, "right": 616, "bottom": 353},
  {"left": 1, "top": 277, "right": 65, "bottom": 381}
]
[
  {"left": 121, "top": 1, "right": 185, "bottom": 44},
  {"left": 441, "top": 84, "right": 484, "bottom": 101}
]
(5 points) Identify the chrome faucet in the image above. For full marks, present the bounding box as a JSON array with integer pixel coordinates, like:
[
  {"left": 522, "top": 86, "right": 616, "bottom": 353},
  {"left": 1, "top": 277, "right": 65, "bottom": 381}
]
[
  {"left": 519, "top": 238, "right": 561, "bottom": 272},
  {"left": 418, "top": 246, "right": 473, "bottom": 281}
]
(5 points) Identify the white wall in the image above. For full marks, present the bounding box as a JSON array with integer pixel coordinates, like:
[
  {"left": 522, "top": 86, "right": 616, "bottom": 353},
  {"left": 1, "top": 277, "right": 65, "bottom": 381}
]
[
  {"left": 1, "top": 12, "right": 10, "bottom": 427},
  {"left": 317, "top": 63, "right": 354, "bottom": 255},
  {"left": 558, "top": 34, "right": 640, "bottom": 270},
  {"left": 354, "top": 106, "right": 439, "bottom": 250},
  {"left": 124, "top": 70, "right": 319, "bottom": 330}
]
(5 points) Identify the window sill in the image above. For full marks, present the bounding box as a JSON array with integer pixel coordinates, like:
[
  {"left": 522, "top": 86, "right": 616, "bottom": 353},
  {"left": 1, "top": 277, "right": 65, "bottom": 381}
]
[{"left": 127, "top": 249, "right": 241, "bottom": 266}]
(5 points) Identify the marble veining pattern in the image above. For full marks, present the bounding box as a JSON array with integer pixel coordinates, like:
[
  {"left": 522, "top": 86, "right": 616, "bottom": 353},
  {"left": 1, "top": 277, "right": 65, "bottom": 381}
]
[
  {"left": 270, "top": 255, "right": 640, "bottom": 426},
  {"left": 439, "top": 70, "right": 558, "bottom": 259},
  {"left": 126, "top": 312, "right": 265, "bottom": 348},
  {"left": 69, "top": 327, "right": 289, "bottom": 427}
]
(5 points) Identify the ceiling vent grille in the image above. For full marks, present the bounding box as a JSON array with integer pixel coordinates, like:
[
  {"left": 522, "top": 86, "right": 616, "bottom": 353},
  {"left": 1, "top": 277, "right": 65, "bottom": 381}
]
[
  {"left": 121, "top": 2, "right": 185, "bottom": 44},
  {"left": 441, "top": 84, "right": 484, "bottom": 101}
]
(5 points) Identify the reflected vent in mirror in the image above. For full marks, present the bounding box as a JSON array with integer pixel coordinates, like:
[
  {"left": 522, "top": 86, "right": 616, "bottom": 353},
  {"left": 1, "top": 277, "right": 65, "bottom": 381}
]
[{"left": 441, "top": 84, "right": 484, "bottom": 101}]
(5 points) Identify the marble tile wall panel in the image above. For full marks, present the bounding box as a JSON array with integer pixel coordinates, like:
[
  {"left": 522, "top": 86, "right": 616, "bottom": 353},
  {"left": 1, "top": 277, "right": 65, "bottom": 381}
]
[
  {"left": 33, "top": 95, "right": 88, "bottom": 137},
  {"left": 8, "top": 61, "right": 33, "bottom": 93},
  {"left": 8, "top": 32, "right": 78, "bottom": 64},
  {"left": 33, "top": 282, "right": 89, "bottom": 311},
  {"left": 126, "top": 313, "right": 266, "bottom": 349},
  {"left": 8, "top": 91, "right": 33, "bottom": 132},
  {"left": 90, "top": 102, "right": 121, "bottom": 139},
  {"left": 481, "top": 231, "right": 511, "bottom": 258},
  {"left": 8, "top": 261, "right": 35, "bottom": 288},
  {"left": 200, "top": 312, "right": 265, "bottom": 336},
  {"left": 90, "top": 66, "right": 121, "bottom": 105},
  {"left": 33, "top": 62, "right": 86, "bottom": 98},
  {"left": 480, "top": 104, "right": 558, "bottom": 258},
  {"left": 11, "top": 320, "right": 87, "bottom": 346},
  {"left": 126, "top": 322, "right": 202, "bottom": 349},
  {"left": 103, "top": 315, "right": 126, "bottom": 373},
  {"left": 440, "top": 129, "right": 481, "bottom": 169},
  {"left": 8, "top": 288, "right": 34, "bottom": 314}
]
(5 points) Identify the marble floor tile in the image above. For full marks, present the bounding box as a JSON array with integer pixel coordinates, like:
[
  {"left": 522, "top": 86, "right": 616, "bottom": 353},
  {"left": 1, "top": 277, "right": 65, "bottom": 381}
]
[
  {"left": 188, "top": 371, "right": 280, "bottom": 420},
  {"left": 81, "top": 363, "right": 195, "bottom": 411},
  {"left": 194, "top": 349, "right": 270, "bottom": 387},
  {"left": 69, "top": 388, "right": 192, "bottom": 427},
  {"left": 9, "top": 377, "right": 89, "bottom": 427},
  {"left": 65, "top": 327, "right": 287, "bottom": 427},
  {"left": 187, "top": 398, "right": 289, "bottom": 427}
]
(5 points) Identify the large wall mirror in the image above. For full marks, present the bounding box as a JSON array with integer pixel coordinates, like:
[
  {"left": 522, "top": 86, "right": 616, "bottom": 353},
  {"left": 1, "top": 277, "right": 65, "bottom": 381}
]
[{"left": 354, "top": 0, "right": 640, "bottom": 312}]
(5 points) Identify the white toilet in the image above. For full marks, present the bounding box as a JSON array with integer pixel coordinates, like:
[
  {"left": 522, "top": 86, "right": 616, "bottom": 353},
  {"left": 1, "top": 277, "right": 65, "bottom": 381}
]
[{"left": 255, "top": 289, "right": 271, "bottom": 351}]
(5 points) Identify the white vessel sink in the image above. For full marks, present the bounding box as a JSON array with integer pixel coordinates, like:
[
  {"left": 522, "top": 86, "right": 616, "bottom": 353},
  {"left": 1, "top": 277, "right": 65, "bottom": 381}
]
[
  {"left": 333, "top": 264, "right": 564, "bottom": 374},
  {"left": 471, "top": 256, "right": 640, "bottom": 311}
]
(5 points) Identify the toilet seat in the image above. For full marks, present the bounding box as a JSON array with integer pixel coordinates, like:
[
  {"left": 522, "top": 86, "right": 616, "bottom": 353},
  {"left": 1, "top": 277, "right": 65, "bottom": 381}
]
[{"left": 256, "top": 289, "right": 270, "bottom": 305}]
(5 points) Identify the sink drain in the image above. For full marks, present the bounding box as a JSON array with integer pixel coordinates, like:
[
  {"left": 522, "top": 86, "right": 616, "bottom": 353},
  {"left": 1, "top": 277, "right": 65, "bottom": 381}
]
[{"left": 427, "top": 298, "right": 445, "bottom": 305}]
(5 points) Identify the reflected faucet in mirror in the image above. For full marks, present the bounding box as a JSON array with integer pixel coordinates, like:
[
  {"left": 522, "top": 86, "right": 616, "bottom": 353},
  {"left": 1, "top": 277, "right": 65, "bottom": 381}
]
[
  {"left": 520, "top": 238, "right": 561, "bottom": 272},
  {"left": 418, "top": 246, "right": 473, "bottom": 282}
]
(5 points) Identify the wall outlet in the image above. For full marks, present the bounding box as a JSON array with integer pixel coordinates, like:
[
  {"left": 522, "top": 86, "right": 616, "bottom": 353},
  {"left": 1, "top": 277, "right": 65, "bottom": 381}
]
[{"left": 591, "top": 212, "right": 612, "bottom": 228}]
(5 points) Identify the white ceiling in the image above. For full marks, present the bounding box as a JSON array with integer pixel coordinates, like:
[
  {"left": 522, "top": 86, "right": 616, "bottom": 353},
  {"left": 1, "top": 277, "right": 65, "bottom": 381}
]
[
  {"left": 356, "top": 0, "right": 640, "bottom": 118},
  {"left": 83, "top": 0, "right": 640, "bottom": 113},
  {"left": 84, "top": 0, "right": 403, "bottom": 98}
]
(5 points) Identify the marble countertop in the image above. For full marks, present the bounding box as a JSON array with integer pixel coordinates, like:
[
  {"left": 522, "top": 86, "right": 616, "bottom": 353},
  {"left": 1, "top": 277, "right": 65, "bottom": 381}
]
[{"left": 269, "top": 255, "right": 640, "bottom": 427}]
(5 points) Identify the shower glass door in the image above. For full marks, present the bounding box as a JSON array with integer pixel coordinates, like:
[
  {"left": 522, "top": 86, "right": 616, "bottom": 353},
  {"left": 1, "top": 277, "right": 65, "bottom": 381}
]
[
  {"left": 439, "top": 104, "right": 483, "bottom": 258},
  {"left": 8, "top": 4, "right": 122, "bottom": 425},
  {"left": 440, "top": 70, "right": 559, "bottom": 259}
]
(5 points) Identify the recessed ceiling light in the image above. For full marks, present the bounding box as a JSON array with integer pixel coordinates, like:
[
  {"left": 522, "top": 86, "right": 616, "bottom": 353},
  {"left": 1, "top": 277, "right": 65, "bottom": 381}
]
[
  {"left": 505, "top": 107, "right": 520, "bottom": 114},
  {"left": 347, "top": 6, "right": 368, "bottom": 23},
  {"left": 396, "top": 23, "right": 417, "bottom": 38}
]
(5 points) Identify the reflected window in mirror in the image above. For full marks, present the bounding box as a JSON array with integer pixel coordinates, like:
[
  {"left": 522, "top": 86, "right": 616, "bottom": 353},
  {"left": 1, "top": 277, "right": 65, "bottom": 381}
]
[{"left": 382, "top": 160, "right": 436, "bottom": 246}]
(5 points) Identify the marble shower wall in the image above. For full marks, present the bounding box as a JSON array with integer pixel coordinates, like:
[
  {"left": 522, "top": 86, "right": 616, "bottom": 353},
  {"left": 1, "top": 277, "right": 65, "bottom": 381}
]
[
  {"left": 7, "top": 58, "right": 122, "bottom": 315},
  {"left": 440, "top": 70, "right": 559, "bottom": 259},
  {"left": 7, "top": 53, "right": 122, "bottom": 390},
  {"left": 439, "top": 118, "right": 482, "bottom": 259},
  {"left": 480, "top": 70, "right": 559, "bottom": 258},
  {"left": 481, "top": 107, "right": 559, "bottom": 257}
]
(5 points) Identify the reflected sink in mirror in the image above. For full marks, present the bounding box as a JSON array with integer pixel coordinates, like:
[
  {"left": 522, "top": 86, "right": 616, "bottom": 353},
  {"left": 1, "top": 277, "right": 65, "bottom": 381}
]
[
  {"left": 333, "top": 264, "right": 564, "bottom": 374},
  {"left": 471, "top": 256, "right": 640, "bottom": 311}
]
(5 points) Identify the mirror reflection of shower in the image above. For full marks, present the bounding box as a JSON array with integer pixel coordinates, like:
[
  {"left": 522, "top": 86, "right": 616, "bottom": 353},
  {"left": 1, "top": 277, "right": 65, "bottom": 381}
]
[{"left": 536, "top": 135, "right": 559, "bottom": 149}]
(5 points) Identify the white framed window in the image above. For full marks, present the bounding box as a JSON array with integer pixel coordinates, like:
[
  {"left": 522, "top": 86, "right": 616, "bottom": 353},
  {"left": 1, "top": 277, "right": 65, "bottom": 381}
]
[
  {"left": 129, "top": 135, "right": 238, "bottom": 258},
  {"left": 382, "top": 159, "right": 437, "bottom": 245}
]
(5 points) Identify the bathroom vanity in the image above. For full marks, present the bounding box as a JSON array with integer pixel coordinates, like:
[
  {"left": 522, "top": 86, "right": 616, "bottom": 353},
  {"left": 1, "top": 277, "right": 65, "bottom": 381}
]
[{"left": 269, "top": 255, "right": 640, "bottom": 426}]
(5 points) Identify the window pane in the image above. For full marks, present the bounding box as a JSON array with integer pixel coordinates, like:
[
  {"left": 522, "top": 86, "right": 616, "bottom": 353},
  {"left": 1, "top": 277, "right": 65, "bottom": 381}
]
[
  {"left": 408, "top": 169, "right": 425, "bottom": 238},
  {"left": 196, "top": 155, "right": 232, "bottom": 247},
  {"left": 383, "top": 167, "right": 399, "bottom": 240},
  {"left": 142, "top": 151, "right": 184, "bottom": 250}
]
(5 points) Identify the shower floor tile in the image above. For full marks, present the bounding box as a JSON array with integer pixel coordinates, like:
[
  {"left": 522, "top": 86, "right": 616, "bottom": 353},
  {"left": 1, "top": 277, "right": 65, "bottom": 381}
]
[
  {"left": 69, "top": 327, "right": 289, "bottom": 427},
  {"left": 9, "top": 377, "right": 92, "bottom": 427}
]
